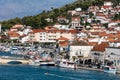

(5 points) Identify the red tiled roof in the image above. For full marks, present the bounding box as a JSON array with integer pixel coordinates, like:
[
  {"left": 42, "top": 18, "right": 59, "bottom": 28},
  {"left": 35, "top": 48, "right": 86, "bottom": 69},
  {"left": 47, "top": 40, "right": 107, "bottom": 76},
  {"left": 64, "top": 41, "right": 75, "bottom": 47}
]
[
  {"left": 71, "top": 17, "right": 80, "bottom": 21},
  {"left": 12, "top": 24, "right": 23, "bottom": 29},
  {"left": 45, "top": 26, "right": 57, "bottom": 30},
  {"left": 59, "top": 41, "right": 68, "bottom": 47},
  {"left": 33, "top": 29, "right": 77, "bottom": 34},
  {"left": 92, "top": 42, "right": 109, "bottom": 52},
  {"left": 107, "top": 34, "right": 116, "bottom": 38},
  {"left": 88, "top": 42, "right": 98, "bottom": 46},
  {"left": 32, "top": 29, "right": 45, "bottom": 33},
  {"left": 91, "top": 24, "right": 102, "bottom": 27},
  {"left": 9, "top": 32, "right": 20, "bottom": 37},
  {"left": 106, "top": 38, "right": 115, "bottom": 42},
  {"left": 102, "top": 6, "right": 111, "bottom": 9},
  {"left": 98, "top": 32, "right": 107, "bottom": 37},
  {"left": 57, "top": 37, "right": 69, "bottom": 41},
  {"left": 91, "top": 32, "right": 99, "bottom": 35},
  {"left": 96, "top": 12, "right": 105, "bottom": 16}
]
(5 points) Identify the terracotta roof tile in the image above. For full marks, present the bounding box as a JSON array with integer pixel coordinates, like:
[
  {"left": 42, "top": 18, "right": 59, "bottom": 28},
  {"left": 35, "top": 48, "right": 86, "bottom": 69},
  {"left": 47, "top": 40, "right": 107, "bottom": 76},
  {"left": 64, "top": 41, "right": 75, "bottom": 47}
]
[
  {"left": 32, "top": 29, "right": 45, "bottom": 33},
  {"left": 45, "top": 26, "right": 57, "bottom": 30},
  {"left": 106, "top": 38, "right": 115, "bottom": 42},
  {"left": 59, "top": 41, "right": 68, "bottom": 47},
  {"left": 9, "top": 32, "right": 20, "bottom": 37},
  {"left": 88, "top": 42, "right": 98, "bottom": 46},
  {"left": 92, "top": 42, "right": 109, "bottom": 52},
  {"left": 57, "top": 37, "right": 69, "bottom": 41},
  {"left": 71, "top": 17, "right": 80, "bottom": 21}
]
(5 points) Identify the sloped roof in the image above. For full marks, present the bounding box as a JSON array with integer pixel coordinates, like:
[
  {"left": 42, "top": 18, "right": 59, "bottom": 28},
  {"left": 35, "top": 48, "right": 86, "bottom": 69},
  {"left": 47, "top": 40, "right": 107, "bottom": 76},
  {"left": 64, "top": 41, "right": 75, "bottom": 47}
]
[
  {"left": 106, "top": 38, "right": 115, "bottom": 42},
  {"left": 59, "top": 41, "right": 68, "bottom": 47},
  {"left": 32, "top": 29, "right": 45, "bottom": 33},
  {"left": 71, "top": 40, "right": 89, "bottom": 46},
  {"left": 92, "top": 42, "right": 109, "bottom": 52},
  {"left": 45, "top": 26, "right": 57, "bottom": 30},
  {"left": 88, "top": 42, "right": 98, "bottom": 46},
  {"left": 9, "top": 32, "right": 20, "bottom": 37},
  {"left": 57, "top": 37, "right": 69, "bottom": 41}
]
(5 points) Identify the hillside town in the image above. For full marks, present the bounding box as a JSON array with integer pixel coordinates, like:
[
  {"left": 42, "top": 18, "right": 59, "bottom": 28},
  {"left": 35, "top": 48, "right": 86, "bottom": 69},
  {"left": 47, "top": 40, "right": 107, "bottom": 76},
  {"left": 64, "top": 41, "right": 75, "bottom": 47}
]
[{"left": 0, "top": 0, "right": 120, "bottom": 74}]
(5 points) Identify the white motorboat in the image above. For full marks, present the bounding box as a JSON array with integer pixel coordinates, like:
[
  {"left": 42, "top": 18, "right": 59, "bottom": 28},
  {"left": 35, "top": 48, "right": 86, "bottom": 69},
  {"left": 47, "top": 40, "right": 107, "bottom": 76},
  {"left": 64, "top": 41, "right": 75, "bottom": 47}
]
[
  {"left": 103, "top": 66, "right": 117, "bottom": 74},
  {"left": 58, "top": 59, "right": 77, "bottom": 69},
  {"left": 29, "top": 59, "right": 55, "bottom": 66},
  {"left": 29, "top": 59, "right": 40, "bottom": 66},
  {"left": 39, "top": 60, "right": 55, "bottom": 66}
]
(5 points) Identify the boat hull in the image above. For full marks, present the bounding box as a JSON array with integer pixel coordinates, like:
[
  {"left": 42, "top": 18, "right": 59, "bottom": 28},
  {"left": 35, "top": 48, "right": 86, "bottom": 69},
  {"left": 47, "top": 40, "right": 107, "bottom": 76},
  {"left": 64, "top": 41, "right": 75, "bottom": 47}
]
[
  {"left": 40, "top": 61, "right": 55, "bottom": 66},
  {"left": 103, "top": 70, "right": 116, "bottom": 74},
  {"left": 103, "top": 66, "right": 117, "bottom": 74}
]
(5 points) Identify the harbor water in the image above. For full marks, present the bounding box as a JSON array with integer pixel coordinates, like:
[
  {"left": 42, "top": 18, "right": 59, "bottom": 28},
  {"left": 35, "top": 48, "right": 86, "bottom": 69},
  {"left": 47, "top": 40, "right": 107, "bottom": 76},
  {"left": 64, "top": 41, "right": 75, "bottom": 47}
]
[
  {"left": 0, "top": 52, "right": 120, "bottom": 80},
  {"left": 0, "top": 65, "right": 120, "bottom": 80}
]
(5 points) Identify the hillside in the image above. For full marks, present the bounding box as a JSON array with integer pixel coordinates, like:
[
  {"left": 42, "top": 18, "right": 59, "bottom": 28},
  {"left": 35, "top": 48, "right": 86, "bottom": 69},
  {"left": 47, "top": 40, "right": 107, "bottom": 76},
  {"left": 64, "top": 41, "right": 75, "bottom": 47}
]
[{"left": 0, "top": 0, "right": 119, "bottom": 29}]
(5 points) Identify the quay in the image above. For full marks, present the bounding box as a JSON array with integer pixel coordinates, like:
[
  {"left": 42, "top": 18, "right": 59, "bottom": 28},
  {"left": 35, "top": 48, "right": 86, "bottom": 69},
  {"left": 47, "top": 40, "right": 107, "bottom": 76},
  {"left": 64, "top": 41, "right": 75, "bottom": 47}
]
[
  {"left": 78, "top": 67, "right": 103, "bottom": 72},
  {"left": 0, "top": 56, "right": 29, "bottom": 64},
  {"left": 78, "top": 67, "right": 120, "bottom": 74}
]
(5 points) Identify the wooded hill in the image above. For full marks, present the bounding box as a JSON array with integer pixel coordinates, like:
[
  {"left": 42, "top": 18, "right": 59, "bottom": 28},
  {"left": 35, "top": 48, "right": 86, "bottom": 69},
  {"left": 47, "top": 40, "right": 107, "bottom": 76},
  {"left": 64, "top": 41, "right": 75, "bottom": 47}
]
[{"left": 0, "top": 0, "right": 119, "bottom": 29}]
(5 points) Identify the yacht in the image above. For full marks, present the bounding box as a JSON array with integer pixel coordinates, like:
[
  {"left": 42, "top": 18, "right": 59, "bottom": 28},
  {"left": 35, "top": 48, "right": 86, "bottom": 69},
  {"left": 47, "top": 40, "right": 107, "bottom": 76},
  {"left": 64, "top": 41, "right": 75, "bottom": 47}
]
[
  {"left": 39, "top": 60, "right": 55, "bottom": 66},
  {"left": 58, "top": 59, "right": 77, "bottom": 69},
  {"left": 29, "top": 59, "right": 55, "bottom": 66},
  {"left": 103, "top": 66, "right": 117, "bottom": 74}
]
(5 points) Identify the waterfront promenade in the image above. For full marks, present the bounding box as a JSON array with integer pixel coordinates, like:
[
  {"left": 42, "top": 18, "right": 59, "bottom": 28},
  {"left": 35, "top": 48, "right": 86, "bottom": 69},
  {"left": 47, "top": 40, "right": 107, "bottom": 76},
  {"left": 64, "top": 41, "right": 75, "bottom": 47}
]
[{"left": 1, "top": 55, "right": 120, "bottom": 74}]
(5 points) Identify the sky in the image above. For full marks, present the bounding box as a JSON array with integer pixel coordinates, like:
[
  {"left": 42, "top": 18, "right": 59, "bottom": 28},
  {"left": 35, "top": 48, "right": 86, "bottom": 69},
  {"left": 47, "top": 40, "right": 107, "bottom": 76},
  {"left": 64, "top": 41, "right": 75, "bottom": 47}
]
[{"left": 0, "top": 0, "right": 75, "bottom": 21}]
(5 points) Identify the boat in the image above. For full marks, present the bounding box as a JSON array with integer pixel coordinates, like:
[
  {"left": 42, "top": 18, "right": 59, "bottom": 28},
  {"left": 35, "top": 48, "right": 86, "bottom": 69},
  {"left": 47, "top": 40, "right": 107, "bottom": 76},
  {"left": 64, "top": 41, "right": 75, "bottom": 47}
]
[
  {"left": 103, "top": 66, "right": 117, "bottom": 74},
  {"left": 39, "top": 60, "right": 55, "bottom": 66},
  {"left": 58, "top": 59, "right": 77, "bottom": 69},
  {"left": 29, "top": 59, "right": 55, "bottom": 66},
  {"left": 29, "top": 59, "right": 40, "bottom": 66}
]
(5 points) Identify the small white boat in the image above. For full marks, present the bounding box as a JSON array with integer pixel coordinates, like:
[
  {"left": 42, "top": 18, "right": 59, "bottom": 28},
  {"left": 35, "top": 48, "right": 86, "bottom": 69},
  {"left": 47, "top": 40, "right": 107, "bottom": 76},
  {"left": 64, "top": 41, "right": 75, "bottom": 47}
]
[
  {"left": 103, "top": 66, "right": 117, "bottom": 74},
  {"left": 58, "top": 59, "right": 77, "bottom": 69}
]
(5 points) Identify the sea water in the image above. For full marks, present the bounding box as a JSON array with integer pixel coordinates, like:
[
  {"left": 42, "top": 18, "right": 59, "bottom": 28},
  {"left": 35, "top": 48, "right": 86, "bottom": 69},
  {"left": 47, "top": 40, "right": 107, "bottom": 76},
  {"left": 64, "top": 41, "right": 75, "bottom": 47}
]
[{"left": 0, "top": 65, "right": 120, "bottom": 80}]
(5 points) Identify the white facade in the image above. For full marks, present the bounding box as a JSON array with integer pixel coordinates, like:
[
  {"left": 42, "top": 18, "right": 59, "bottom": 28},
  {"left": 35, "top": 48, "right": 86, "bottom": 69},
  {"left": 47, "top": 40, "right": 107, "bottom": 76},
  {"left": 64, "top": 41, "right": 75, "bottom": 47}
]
[
  {"left": 104, "top": 1, "right": 113, "bottom": 6},
  {"left": 30, "top": 29, "right": 76, "bottom": 43},
  {"left": 109, "top": 42, "right": 120, "bottom": 47},
  {"left": 71, "top": 18, "right": 81, "bottom": 29},
  {"left": 105, "top": 47, "right": 120, "bottom": 68},
  {"left": 90, "top": 51, "right": 105, "bottom": 62},
  {"left": 35, "top": 32, "right": 47, "bottom": 42},
  {"left": 54, "top": 24, "right": 69, "bottom": 30},
  {"left": 77, "top": 32, "right": 88, "bottom": 38},
  {"left": 70, "top": 45, "right": 93, "bottom": 59},
  {"left": 20, "top": 36, "right": 29, "bottom": 43}
]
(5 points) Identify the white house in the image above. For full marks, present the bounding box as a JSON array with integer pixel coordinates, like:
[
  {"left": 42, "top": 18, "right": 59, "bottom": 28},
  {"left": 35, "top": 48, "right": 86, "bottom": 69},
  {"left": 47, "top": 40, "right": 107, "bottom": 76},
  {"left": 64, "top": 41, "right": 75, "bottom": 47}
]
[
  {"left": 104, "top": 0, "right": 113, "bottom": 6},
  {"left": 70, "top": 41, "right": 93, "bottom": 60},
  {"left": 105, "top": 47, "right": 120, "bottom": 69},
  {"left": 90, "top": 42, "right": 109, "bottom": 63},
  {"left": 53, "top": 24, "right": 69, "bottom": 30},
  {"left": 70, "top": 17, "right": 81, "bottom": 30}
]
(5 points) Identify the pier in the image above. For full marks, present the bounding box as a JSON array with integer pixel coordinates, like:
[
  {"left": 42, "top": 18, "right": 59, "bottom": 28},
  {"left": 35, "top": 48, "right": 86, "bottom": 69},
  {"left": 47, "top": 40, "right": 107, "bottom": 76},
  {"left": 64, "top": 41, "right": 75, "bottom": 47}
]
[{"left": 0, "top": 56, "right": 29, "bottom": 64}]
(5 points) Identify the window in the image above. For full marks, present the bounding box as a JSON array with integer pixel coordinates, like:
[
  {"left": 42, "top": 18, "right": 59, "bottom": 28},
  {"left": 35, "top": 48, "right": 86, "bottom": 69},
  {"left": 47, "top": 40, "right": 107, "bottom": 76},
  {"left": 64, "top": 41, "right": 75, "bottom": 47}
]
[
  {"left": 94, "top": 53, "right": 100, "bottom": 56},
  {"left": 110, "top": 53, "right": 115, "bottom": 55}
]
